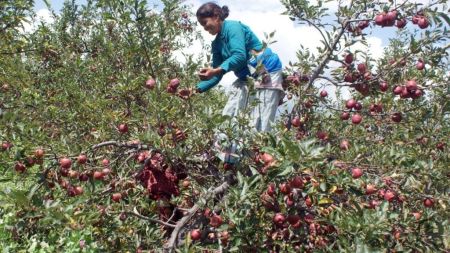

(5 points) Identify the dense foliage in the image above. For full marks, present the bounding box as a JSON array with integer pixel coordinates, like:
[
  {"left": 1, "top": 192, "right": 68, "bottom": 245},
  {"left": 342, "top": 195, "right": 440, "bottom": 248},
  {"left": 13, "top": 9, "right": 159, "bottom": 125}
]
[{"left": 0, "top": 0, "right": 449, "bottom": 252}]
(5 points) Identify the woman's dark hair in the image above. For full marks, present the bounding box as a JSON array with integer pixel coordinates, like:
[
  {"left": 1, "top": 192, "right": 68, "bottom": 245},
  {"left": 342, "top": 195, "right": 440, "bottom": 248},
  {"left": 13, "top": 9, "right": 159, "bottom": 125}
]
[{"left": 196, "top": 2, "right": 229, "bottom": 20}]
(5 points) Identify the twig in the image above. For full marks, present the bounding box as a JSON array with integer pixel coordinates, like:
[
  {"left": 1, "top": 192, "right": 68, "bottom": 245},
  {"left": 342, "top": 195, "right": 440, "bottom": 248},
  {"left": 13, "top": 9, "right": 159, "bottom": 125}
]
[
  {"left": 126, "top": 207, "right": 176, "bottom": 228},
  {"left": 164, "top": 182, "right": 230, "bottom": 252}
]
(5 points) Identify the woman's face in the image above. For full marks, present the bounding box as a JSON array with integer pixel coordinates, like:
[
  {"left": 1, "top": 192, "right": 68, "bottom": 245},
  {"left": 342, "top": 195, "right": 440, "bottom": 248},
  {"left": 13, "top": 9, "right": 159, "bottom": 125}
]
[{"left": 198, "top": 16, "right": 222, "bottom": 35}]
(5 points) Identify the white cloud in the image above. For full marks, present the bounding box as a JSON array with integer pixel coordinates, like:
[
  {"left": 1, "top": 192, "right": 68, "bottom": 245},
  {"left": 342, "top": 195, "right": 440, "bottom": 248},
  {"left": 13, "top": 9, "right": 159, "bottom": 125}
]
[{"left": 21, "top": 8, "right": 54, "bottom": 33}]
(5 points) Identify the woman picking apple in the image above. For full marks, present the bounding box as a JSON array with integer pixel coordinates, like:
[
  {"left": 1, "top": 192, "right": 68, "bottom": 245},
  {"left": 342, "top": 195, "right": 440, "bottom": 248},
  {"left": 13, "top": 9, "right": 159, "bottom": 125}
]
[{"left": 195, "top": 2, "right": 284, "bottom": 132}]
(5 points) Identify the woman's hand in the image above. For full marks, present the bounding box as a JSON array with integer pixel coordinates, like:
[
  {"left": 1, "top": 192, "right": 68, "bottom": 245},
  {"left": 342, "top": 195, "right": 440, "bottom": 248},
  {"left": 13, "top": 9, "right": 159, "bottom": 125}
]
[{"left": 198, "top": 67, "right": 222, "bottom": 81}]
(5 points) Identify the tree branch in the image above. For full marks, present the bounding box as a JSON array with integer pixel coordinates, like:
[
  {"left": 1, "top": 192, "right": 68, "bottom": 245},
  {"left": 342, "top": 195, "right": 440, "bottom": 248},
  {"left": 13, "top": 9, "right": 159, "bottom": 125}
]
[{"left": 164, "top": 182, "right": 230, "bottom": 252}]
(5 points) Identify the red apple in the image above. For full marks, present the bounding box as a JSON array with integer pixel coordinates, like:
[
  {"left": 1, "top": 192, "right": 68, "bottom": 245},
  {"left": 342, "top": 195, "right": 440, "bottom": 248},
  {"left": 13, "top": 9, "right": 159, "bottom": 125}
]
[
  {"left": 423, "top": 198, "right": 434, "bottom": 208},
  {"left": 316, "top": 131, "right": 328, "bottom": 140},
  {"left": 34, "top": 148, "right": 45, "bottom": 158},
  {"left": 273, "top": 213, "right": 285, "bottom": 225},
  {"left": 287, "top": 214, "right": 301, "bottom": 228},
  {"left": 396, "top": 18, "right": 407, "bottom": 29},
  {"left": 416, "top": 60, "right": 425, "bottom": 70},
  {"left": 102, "top": 159, "right": 109, "bottom": 167},
  {"left": 291, "top": 116, "right": 301, "bottom": 127},
  {"left": 365, "top": 184, "right": 377, "bottom": 195},
  {"left": 418, "top": 17, "right": 429, "bottom": 29},
  {"left": 341, "top": 112, "right": 350, "bottom": 120},
  {"left": 379, "top": 81, "right": 388, "bottom": 92},
  {"left": 191, "top": 229, "right": 201, "bottom": 240},
  {"left": 357, "top": 63, "right": 367, "bottom": 73},
  {"left": 351, "top": 167, "right": 363, "bottom": 179},
  {"left": 384, "top": 190, "right": 396, "bottom": 202},
  {"left": 351, "top": 114, "right": 362, "bottom": 124},
  {"left": 290, "top": 176, "right": 304, "bottom": 188},
  {"left": 15, "top": 162, "right": 26, "bottom": 173},
  {"left": 260, "top": 153, "right": 274, "bottom": 166},
  {"left": 267, "top": 183, "right": 276, "bottom": 196},
  {"left": 391, "top": 112, "right": 402, "bottom": 123},
  {"left": 374, "top": 14, "right": 385, "bottom": 26},
  {"left": 209, "top": 215, "right": 223, "bottom": 228},
  {"left": 118, "top": 123, "right": 128, "bottom": 133},
  {"left": 279, "top": 183, "right": 291, "bottom": 195},
  {"left": 112, "top": 192, "right": 122, "bottom": 202},
  {"left": 145, "top": 78, "right": 156, "bottom": 89},
  {"left": 406, "top": 80, "right": 417, "bottom": 91},
  {"left": 344, "top": 53, "right": 354, "bottom": 64},
  {"left": 346, "top": 99, "right": 357, "bottom": 109},
  {"left": 169, "top": 78, "right": 180, "bottom": 89},
  {"left": 93, "top": 171, "right": 104, "bottom": 180},
  {"left": 77, "top": 154, "right": 87, "bottom": 164},
  {"left": 320, "top": 90, "right": 328, "bottom": 97},
  {"left": 393, "top": 86, "right": 403, "bottom": 95},
  {"left": 223, "top": 162, "right": 233, "bottom": 170},
  {"left": 59, "top": 157, "right": 72, "bottom": 169},
  {"left": 74, "top": 186, "right": 84, "bottom": 195},
  {"left": 354, "top": 102, "right": 362, "bottom": 111}
]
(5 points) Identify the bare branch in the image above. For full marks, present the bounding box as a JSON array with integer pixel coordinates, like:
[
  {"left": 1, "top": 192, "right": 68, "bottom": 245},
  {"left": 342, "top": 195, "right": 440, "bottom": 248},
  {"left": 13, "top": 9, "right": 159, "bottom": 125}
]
[{"left": 126, "top": 207, "right": 176, "bottom": 228}]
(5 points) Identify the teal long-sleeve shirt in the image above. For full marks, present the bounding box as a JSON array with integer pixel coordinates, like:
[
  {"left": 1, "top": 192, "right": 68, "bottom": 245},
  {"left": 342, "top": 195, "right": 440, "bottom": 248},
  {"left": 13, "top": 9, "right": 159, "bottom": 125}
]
[{"left": 197, "top": 20, "right": 263, "bottom": 92}]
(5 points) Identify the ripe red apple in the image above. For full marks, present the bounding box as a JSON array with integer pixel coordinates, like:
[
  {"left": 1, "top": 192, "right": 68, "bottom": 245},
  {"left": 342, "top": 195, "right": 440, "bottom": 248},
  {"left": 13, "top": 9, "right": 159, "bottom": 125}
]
[
  {"left": 290, "top": 176, "right": 304, "bottom": 188},
  {"left": 169, "top": 78, "right": 180, "bottom": 89},
  {"left": 365, "top": 184, "right": 377, "bottom": 195},
  {"left": 102, "top": 168, "right": 111, "bottom": 175},
  {"left": 351, "top": 114, "right": 362, "bottom": 124},
  {"left": 68, "top": 170, "right": 79, "bottom": 179},
  {"left": 1, "top": 142, "right": 11, "bottom": 151},
  {"left": 209, "top": 215, "right": 223, "bottom": 228},
  {"left": 354, "top": 102, "right": 362, "bottom": 111},
  {"left": 340, "top": 111, "right": 350, "bottom": 120},
  {"left": 412, "top": 15, "right": 420, "bottom": 24},
  {"left": 279, "top": 183, "right": 291, "bottom": 195},
  {"left": 344, "top": 73, "right": 354, "bottom": 83},
  {"left": 423, "top": 198, "right": 434, "bottom": 208},
  {"left": 182, "top": 180, "right": 190, "bottom": 188},
  {"left": 396, "top": 18, "right": 407, "bottom": 29},
  {"left": 357, "top": 63, "right": 366, "bottom": 73},
  {"left": 384, "top": 190, "right": 396, "bottom": 202},
  {"left": 374, "top": 13, "right": 385, "bottom": 26},
  {"left": 266, "top": 183, "right": 277, "bottom": 196},
  {"left": 59, "top": 157, "right": 72, "bottom": 169},
  {"left": 287, "top": 214, "right": 301, "bottom": 228},
  {"left": 379, "top": 81, "right": 388, "bottom": 92},
  {"left": 78, "top": 173, "right": 89, "bottom": 182},
  {"left": 405, "top": 80, "right": 417, "bottom": 91},
  {"left": 393, "top": 85, "right": 403, "bottom": 95},
  {"left": 34, "top": 148, "right": 45, "bottom": 158},
  {"left": 340, "top": 139, "right": 350, "bottom": 150},
  {"left": 74, "top": 186, "right": 84, "bottom": 195},
  {"left": 351, "top": 167, "right": 363, "bottom": 179},
  {"left": 305, "top": 196, "right": 313, "bottom": 207},
  {"left": 391, "top": 112, "right": 402, "bottom": 123},
  {"left": 416, "top": 60, "right": 425, "bottom": 70},
  {"left": 304, "top": 99, "right": 313, "bottom": 108},
  {"left": 102, "top": 159, "right": 109, "bottom": 167},
  {"left": 112, "top": 192, "right": 122, "bottom": 202},
  {"left": 15, "top": 162, "right": 26, "bottom": 173},
  {"left": 418, "top": 17, "right": 429, "bottom": 29},
  {"left": 93, "top": 171, "right": 104, "bottom": 180},
  {"left": 273, "top": 213, "right": 286, "bottom": 225},
  {"left": 358, "top": 20, "right": 369, "bottom": 29},
  {"left": 190, "top": 229, "right": 201, "bottom": 240},
  {"left": 320, "top": 90, "right": 328, "bottom": 97},
  {"left": 145, "top": 78, "right": 156, "bottom": 89},
  {"left": 260, "top": 153, "right": 274, "bottom": 166},
  {"left": 77, "top": 154, "right": 87, "bottom": 164},
  {"left": 346, "top": 99, "right": 357, "bottom": 109},
  {"left": 412, "top": 212, "right": 422, "bottom": 221},
  {"left": 291, "top": 116, "right": 301, "bottom": 127},
  {"left": 436, "top": 142, "right": 445, "bottom": 151},
  {"left": 316, "top": 131, "right": 328, "bottom": 140},
  {"left": 344, "top": 53, "right": 354, "bottom": 64},
  {"left": 118, "top": 123, "right": 128, "bottom": 133}
]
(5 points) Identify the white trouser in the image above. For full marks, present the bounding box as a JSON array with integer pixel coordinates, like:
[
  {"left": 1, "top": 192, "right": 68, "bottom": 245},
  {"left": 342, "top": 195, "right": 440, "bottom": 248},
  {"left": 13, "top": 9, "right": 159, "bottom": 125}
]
[{"left": 249, "top": 89, "right": 284, "bottom": 132}]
